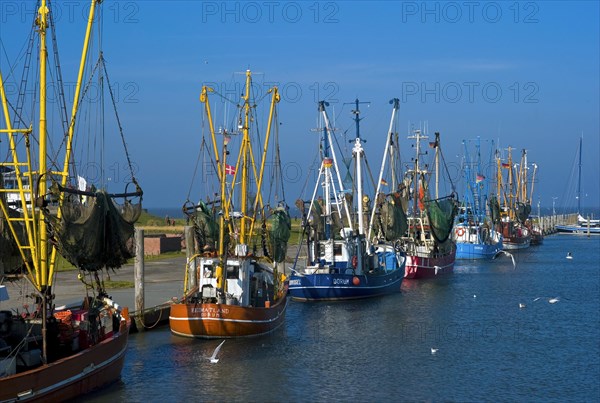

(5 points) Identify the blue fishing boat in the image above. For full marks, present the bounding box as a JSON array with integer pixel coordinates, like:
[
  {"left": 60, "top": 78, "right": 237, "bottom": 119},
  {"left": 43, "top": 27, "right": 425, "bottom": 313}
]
[
  {"left": 289, "top": 100, "right": 405, "bottom": 301},
  {"left": 453, "top": 138, "right": 503, "bottom": 259}
]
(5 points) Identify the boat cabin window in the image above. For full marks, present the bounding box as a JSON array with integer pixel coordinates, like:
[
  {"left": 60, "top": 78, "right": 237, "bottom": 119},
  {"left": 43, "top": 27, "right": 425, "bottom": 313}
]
[
  {"left": 226, "top": 265, "right": 239, "bottom": 279},
  {"left": 333, "top": 244, "right": 343, "bottom": 257}
]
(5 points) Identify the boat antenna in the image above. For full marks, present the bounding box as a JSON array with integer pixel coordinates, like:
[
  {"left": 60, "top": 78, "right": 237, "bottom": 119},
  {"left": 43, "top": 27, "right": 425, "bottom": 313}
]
[{"left": 344, "top": 98, "right": 370, "bottom": 143}]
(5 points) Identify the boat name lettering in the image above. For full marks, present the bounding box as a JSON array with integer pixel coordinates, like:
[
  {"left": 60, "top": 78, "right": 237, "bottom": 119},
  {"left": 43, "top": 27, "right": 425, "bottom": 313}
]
[
  {"left": 333, "top": 278, "right": 349, "bottom": 285},
  {"left": 192, "top": 307, "right": 230, "bottom": 316},
  {"left": 289, "top": 279, "right": 301, "bottom": 286}
]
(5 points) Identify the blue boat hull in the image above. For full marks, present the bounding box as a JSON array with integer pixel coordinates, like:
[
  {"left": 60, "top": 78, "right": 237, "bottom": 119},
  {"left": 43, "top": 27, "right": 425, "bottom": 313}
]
[
  {"left": 455, "top": 242, "right": 503, "bottom": 259},
  {"left": 288, "top": 270, "right": 403, "bottom": 301}
]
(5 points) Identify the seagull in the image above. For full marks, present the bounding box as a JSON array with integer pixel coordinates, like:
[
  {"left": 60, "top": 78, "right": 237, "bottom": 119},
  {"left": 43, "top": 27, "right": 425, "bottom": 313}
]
[
  {"left": 206, "top": 340, "right": 226, "bottom": 364},
  {"left": 519, "top": 303, "right": 526, "bottom": 309},
  {"left": 493, "top": 250, "right": 516, "bottom": 268},
  {"left": 431, "top": 348, "right": 438, "bottom": 354},
  {"left": 473, "top": 294, "right": 477, "bottom": 298},
  {"left": 566, "top": 252, "right": 573, "bottom": 260},
  {"left": 434, "top": 266, "right": 442, "bottom": 275}
]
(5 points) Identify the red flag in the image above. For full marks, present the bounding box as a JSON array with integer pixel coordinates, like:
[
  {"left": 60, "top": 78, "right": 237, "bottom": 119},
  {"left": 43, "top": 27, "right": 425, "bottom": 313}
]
[
  {"left": 501, "top": 163, "right": 510, "bottom": 168},
  {"left": 225, "top": 164, "right": 236, "bottom": 175},
  {"left": 476, "top": 174, "right": 485, "bottom": 183}
]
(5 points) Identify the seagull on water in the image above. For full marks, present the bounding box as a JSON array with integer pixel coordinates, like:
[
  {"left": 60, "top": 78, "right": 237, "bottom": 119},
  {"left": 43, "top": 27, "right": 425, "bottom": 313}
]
[
  {"left": 434, "top": 266, "right": 442, "bottom": 275},
  {"left": 519, "top": 303, "right": 526, "bottom": 309},
  {"left": 493, "top": 250, "right": 516, "bottom": 268},
  {"left": 206, "top": 340, "right": 226, "bottom": 364},
  {"left": 566, "top": 252, "right": 573, "bottom": 260},
  {"left": 431, "top": 348, "right": 438, "bottom": 354}
]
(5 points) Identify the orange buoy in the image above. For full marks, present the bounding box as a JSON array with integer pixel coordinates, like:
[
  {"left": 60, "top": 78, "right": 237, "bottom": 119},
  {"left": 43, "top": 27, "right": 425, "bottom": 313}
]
[{"left": 352, "top": 276, "right": 360, "bottom": 286}]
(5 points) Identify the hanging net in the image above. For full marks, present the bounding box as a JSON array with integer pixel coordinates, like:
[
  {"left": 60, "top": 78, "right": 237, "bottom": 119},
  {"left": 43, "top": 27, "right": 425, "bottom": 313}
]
[
  {"left": 424, "top": 195, "right": 458, "bottom": 243},
  {"left": 377, "top": 192, "right": 408, "bottom": 241},
  {"left": 50, "top": 190, "right": 142, "bottom": 271},
  {"left": 515, "top": 202, "right": 531, "bottom": 224},
  {"left": 268, "top": 205, "right": 291, "bottom": 263},
  {"left": 489, "top": 195, "right": 501, "bottom": 224},
  {"left": 187, "top": 201, "right": 219, "bottom": 252}
]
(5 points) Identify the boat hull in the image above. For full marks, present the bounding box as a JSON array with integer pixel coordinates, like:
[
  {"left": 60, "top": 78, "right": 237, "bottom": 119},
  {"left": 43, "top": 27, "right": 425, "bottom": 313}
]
[
  {"left": 404, "top": 252, "right": 455, "bottom": 279},
  {"left": 502, "top": 235, "right": 531, "bottom": 249},
  {"left": 288, "top": 270, "right": 403, "bottom": 301},
  {"left": 169, "top": 297, "right": 288, "bottom": 338},
  {"left": 0, "top": 316, "right": 130, "bottom": 402},
  {"left": 455, "top": 242, "right": 503, "bottom": 259}
]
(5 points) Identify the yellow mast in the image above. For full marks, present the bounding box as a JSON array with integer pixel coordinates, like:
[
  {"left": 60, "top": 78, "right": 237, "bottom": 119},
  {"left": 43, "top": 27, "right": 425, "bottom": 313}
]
[
  {"left": 0, "top": 75, "right": 37, "bottom": 283},
  {"left": 248, "top": 86, "right": 280, "bottom": 239},
  {"left": 506, "top": 147, "right": 514, "bottom": 220},
  {"left": 215, "top": 136, "right": 230, "bottom": 293},
  {"left": 49, "top": 0, "right": 100, "bottom": 285},
  {"left": 37, "top": 1, "right": 49, "bottom": 289},
  {"left": 200, "top": 86, "right": 222, "bottom": 181},
  {"left": 239, "top": 70, "right": 252, "bottom": 244}
]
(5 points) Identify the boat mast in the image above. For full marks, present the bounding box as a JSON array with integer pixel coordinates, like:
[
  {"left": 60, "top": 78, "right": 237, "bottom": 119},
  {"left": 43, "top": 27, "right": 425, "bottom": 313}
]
[
  {"left": 238, "top": 70, "right": 252, "bottom": 244},
  {"left": 434, "top": 132, "right": 440, "bottom": 199},
  {"left": 320, "top": 103, "right": 353, "bottom": 230},
  {"left": 200, "top": 86, "right": 221, "bottom": 181},
  {"left": 215, "top": 134, "right": 230, "bottom": 294},
  {"left": 50, "top": 0, "right": 100, "bottom": 284},
  {"left": 507, "top": 147, "right": 514, "bottom": 219},
  {"left": 577, "top": 135, "right": 582, "bottom": 214},
  {"left": 367, "top": 98, "right": 399, "bottom": 240},
  {"left": 349, "top": 99, "right": 368, "bottom": 235}
]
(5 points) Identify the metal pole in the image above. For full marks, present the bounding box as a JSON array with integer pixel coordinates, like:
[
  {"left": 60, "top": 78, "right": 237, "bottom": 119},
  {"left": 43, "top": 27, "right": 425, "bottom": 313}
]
[
  {"left": 134, "top": 228, "right": 145, "bottom": 331},
  {"left": 185, "top": 225, "right": 196, "bottom": 290}
]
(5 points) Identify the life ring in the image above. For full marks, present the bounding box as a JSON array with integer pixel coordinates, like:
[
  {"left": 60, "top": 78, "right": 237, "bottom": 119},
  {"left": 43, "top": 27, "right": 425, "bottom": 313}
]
[
  {"left": 456, "top": 227, "right": 465, "bottom": 237},
  {"left": 351, "top": 255, "right": 358, "bottom": 268}
]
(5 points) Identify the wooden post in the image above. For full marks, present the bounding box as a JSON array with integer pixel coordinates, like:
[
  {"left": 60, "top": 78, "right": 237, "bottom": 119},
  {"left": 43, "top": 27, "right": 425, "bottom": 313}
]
[
  {"left": 134, "top": 228, "right": 145, "bottom": 331},
  {"left": 185, "top": 226, "right": 196, "bottom": 292}
]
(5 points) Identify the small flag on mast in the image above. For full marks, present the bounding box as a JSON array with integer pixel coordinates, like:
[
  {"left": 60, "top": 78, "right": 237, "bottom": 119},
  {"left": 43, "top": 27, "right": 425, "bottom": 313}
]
[
  {"left": 502, "top": 163, "right": 510, "bottom": 168},
  {"left": 380, "top": 178, "right": 388, "bottom": 186},
  {"left": 225, "top": 164, "right": 236, "bottom": 175},
  {"left": 476, "top": 174, "right": 485, "bottom": 183}
]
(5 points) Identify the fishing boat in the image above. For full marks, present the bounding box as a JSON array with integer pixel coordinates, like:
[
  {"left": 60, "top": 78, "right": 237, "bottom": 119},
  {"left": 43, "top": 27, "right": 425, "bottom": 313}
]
[
  {"left": 169, "top": 71, "right": 290, "bottom": 338},
  {"left": 556, "top": 136, "right": 600, "bottom": 235},
  {"left": 288, "top": 100, "right": 405, "bottom": 301},
  {"left": 494, "top": 147, "right": 531, "bottom": 249},
  {"left": 396, "top": 130, "right": 458, "bottom": 279},
  {"left": 1, "top": 1, "right": 142, "bottom": 400},
  {"left": 453, "top": 138, "right": 503, "bottom": 259}
]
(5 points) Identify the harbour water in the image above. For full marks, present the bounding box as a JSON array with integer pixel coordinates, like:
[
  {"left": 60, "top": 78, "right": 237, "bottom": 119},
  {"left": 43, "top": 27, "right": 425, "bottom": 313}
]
[{"left": 81, "top": 235, "right": 599, "bottom": 402}]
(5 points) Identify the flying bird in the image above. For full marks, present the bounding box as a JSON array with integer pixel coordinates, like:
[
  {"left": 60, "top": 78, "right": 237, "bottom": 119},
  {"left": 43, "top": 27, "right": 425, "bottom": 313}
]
[
  {"left": 434, "top": 266, "right": 442, "bottom": 275},
  {"left": 206, "top": 340, "right": 226, "bottom": 364},
  {"left": 493, "top": 250, "right": 516, "bottom": 268}
]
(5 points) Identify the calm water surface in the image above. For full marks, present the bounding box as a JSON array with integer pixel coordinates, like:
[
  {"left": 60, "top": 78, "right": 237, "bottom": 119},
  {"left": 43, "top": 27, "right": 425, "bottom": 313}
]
[{"left": 82, "top": 235, "right": 600, "bottom": 402}]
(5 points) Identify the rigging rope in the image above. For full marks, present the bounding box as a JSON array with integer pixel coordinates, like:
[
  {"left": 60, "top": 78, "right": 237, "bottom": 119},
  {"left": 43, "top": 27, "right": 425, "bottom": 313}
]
[{"left": 100, "top": 54, "right": 139, "bottom": 187}]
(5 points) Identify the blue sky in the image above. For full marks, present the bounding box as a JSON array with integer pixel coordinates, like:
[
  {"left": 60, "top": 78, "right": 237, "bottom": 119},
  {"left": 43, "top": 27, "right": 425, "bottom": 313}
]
[{"left": 1, "top": 1, "right": 598, "bottom": 213}]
